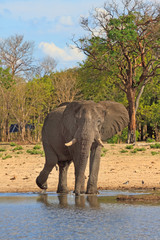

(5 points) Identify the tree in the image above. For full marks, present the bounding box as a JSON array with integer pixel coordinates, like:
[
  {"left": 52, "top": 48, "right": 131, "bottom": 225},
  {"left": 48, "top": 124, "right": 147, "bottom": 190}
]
[
  {"left": 51, "top": 69, "right": 80, "bottom": 104},
  {"left": 37, "top": 56, "right": 57, "bottom": 77},
  {"left": 0, "top": 66, "right": 15, "bottom": 141},
  {"left": 74, "top": 0, "right": 160, "bottom": 143},
  {"left": 0, "top": 34, "right": 34, "bottom": 78}
]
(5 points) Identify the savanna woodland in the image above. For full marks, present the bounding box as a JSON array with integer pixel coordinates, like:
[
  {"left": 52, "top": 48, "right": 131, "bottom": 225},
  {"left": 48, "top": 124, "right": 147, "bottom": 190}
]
[{"left": 0, "top": 0, "right": 159, "bottom": 144}]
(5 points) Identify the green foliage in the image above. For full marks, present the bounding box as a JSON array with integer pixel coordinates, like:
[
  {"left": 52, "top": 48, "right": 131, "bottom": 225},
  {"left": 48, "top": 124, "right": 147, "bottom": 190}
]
[
  {"left": 120, "top": 149, "right": 128, "bottom": 153},
  {"left": 13, "top": 145, "right": 23, "bottom": 151},
  {"left": 146, "top": 138, "right": 155, "bottom": 143},
  {"left": 2, "top": 155, "right": 12, "bottom": 160},
  {"left": 0, "top": 148, "right": 6, "bottom": 152},
  {"left": 27, "top": 149, "right": 44, "bottom": 155},
  {"left": 33, "top": 145, "right": 41, "bottom": 150},
  {"left": 151, "top": 151, "right": 159, "bottom": 156},
  {"left": 131, "top": 149, "right": 138, "bottom": 154},
  {"left": 101, "top": 147, "right": 108, "bottom": 157},
  {"left": 125, "top": 145, "right": 134, "bottom": 149},
  {"left": 150, "top": 143, "right": 160, "bottom": 149},
  {"left": 10, "top": 142, "right": 16, "bottom": 146}
]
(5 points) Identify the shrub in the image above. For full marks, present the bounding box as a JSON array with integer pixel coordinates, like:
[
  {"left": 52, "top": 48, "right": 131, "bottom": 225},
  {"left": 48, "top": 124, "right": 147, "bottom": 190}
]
[
  {"left": 150, "top": 143, "right": 160, "bottom": 149},
  {"left": 101, "top": 147, "right": 108, "bottom": 157},
  {"left": 33, "top": 145, "right": 41, "bottom": 150},
  {"left": 2, "top": 155, "right": 12, "bottom": 160},
  {"left": 27, "top": 149, "right": 44, "bottom": 155},
  {"left": 13, "top": 145, "right": 23, "bottom": 151},
  {"left": 151, "top": 151, "right": 159, "bottom": 156},
  {"left": 10, "top": 142, "right": 16, "bottom": 146},
  {"left": 125, "top": 145, "right": 134, "bottom": 149},
  {"left": 120, "top": 149, "right": 128, "bottom": 153},
  {"left": 0, "top": 148, "right": 6, "bottom": 152}
]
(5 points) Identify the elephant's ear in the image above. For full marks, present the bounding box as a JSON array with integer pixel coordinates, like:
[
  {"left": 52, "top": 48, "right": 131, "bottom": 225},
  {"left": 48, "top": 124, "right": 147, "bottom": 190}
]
[
  {"left": 62, "top": 101, "right": 82, "bottom": 138},
  {"left": 99, "top": 101, "right": 129, "bottom": 141}
]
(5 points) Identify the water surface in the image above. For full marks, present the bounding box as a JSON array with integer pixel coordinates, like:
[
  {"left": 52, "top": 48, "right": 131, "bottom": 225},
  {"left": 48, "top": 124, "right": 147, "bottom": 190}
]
[{"left": 0, "top": 191, "right": 160, "bottom": 240}]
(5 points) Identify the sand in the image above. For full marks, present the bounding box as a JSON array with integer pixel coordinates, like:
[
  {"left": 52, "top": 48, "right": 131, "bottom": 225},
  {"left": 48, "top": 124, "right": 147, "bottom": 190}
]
[{"left": 0, "top": 143, "right": 160, "bottom": 193}]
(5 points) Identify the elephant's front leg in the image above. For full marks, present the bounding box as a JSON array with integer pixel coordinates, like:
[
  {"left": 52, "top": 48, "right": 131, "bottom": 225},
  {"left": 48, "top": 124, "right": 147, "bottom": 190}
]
[
  {"left": 86, "top": 142, "right": 101, "bottom": 194},
  {"left": 57, "top": 160, "right": 72, "bottom": 193}
]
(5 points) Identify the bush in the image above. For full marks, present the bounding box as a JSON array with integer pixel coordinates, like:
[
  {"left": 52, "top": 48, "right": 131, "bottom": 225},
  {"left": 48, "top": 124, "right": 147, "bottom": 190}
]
[
  {"left": 13, "top": 145, "right": 23, "bottom": 151},
  {"left": 0, "top": 148, "right": 6, "bottom": 152},
  {"left": 120, "top": 149, "right": 128, "bottom": 153},
  {"left": 150, "top": 143, "right": 160, "bottom": 149},
  {"left": 10, "top": 142, "right": 16, "bottom": 146},
  {"left": 125, "top": 145, "right": 134, "bottom": 149},
  {"left": 101, "top": 147, "right": 108, "bottom": 157},
  {"left": 33, "top": 145, "right": 41, "bottom": 150}
]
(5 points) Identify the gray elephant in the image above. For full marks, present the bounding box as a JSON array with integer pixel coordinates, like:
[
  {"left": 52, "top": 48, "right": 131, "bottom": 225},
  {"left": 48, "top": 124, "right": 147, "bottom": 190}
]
[{"left": 36, "top": 100, "right": 129, "bottom": 195}]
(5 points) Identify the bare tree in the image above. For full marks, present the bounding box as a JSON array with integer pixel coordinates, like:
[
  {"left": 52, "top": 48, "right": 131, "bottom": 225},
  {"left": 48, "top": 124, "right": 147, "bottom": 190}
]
[
  {"left": 38, "top": 56, "right": 57, "bottom": 77},
  {"left": 0, "top": 34, "right": 35, "bottom": 78},
  {"left": 52, "top": 69, "right": 80, "bottom": 104}
]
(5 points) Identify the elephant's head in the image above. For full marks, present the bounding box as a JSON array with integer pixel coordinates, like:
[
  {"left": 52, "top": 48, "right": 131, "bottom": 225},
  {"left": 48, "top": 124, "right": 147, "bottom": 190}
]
[{"left": 62, "top": 100, "right": 129, "bottom": 195}]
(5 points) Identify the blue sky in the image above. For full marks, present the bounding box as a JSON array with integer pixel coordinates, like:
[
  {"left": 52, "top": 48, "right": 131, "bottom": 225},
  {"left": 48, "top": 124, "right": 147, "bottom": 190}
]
[{"left": 0, "top": 0, "right": 107, "bottom": 70}]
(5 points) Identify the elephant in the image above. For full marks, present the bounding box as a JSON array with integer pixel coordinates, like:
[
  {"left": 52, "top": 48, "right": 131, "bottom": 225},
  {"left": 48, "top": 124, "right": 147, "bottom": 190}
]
[{"left": 36, "top": 100, "right": 129, "bottom": 195}]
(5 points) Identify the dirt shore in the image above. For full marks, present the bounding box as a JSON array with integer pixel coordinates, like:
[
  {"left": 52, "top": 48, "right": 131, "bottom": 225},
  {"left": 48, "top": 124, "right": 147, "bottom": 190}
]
[{"left": 0, "top": 142, "right": 160, "bottom": 193}]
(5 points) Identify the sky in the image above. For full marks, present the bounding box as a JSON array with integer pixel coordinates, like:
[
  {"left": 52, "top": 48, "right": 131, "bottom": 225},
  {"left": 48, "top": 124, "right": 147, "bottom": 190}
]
[{"left": 0, "top": 0, "right": 107, "bottom": 71}]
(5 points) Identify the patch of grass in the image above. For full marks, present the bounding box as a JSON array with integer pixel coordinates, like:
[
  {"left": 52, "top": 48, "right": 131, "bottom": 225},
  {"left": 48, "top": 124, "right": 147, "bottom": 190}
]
[
  {"left": 135, "top": 147, "right": 146, "bottom": 152},
  {"left": 13, "top": 145, "right": 23, "bottom": 151},
  {"left": 131, "top": 149, "right": 138, "bottom": 154},
  {"left": 120, "top": 149, "right": 128, "bottom": 153},
  {"left": 125, "top": 145, "right": 134, "bottom": 150},
  {"left": 146, "top": 138, "right": 155, "bottom": 143},
  {"left": 0, "top": 153, "right": 3, "bottom": 158},
  {"left": 10, "top": 142, "right": 16, "bottom": 146},
  {"left": 150, "top": 143, "right": 160, "bottom": 149},
  {"left": 151, "top": 151, "right": 159, "bottom": 156},
  {"left": 27, "top": 149, "right": 44, "bottom": 155},
  {"left": 2, "top": 155, "right": 12, "bottom": 160},
  {"left": 0, "top": 148, "right": 6, "bottom": 152},
  {"left": 101, "top": 147, "right": 108, "bottom": 157},
  {"left": 33, "top": 144, "right": 41, "bottom": 150},
  {"left": 16, "top": 151, "right": 23, "bottom": 154}
]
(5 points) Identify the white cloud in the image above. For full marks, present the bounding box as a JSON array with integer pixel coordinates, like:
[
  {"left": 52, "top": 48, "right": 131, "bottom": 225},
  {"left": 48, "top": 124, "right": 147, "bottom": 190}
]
[
  {"left": 39, "top": 42, "right": 85, "bottom": 62},
  {"left": 59, "top": 16, "right": 73, "bottom": 26}
]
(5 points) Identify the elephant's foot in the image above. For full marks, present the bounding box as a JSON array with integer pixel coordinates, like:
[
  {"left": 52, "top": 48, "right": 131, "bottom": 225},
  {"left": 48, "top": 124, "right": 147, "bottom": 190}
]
[
  {"left": 86, "top": 185, "right": 99, "bottom": 195},
  {"left": 36, "top": 177, "right": 48, "bottom": 190},
  {"left": 57, "top": 188, "right": 69, "bottom": 194},
  {"left": 57, "top": 184, "right": 69, "bottom": 194}
]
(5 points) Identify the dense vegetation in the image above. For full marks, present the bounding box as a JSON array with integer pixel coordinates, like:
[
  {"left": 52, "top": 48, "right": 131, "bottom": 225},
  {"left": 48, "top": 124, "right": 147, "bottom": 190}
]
[{"left": 0, "top": 0, "right": 159, "bottom": 143}]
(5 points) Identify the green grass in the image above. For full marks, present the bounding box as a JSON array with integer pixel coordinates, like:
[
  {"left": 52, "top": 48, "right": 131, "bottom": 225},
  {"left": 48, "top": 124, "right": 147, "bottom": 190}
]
[
  {"left": 150, "top": 143, "right": 160, "bottom": 149},
  {"left": 33, "top": 145, "right": 41, "bottom": 150},
  {"left": 27, "top": 149, "right": 44, "bottom": 155},
  {"left": 151, "top": 151, "right": 159, "bottom": 156},
  {"left": 101, "top": 147, "right": 108, "bottom": 157},
  {"left": 2, "top": 155, "right": 12, "bottom": 160},
  {"left": 10, "top": 142, "right": 16, "bottom": 146},
  {"left": 120, "top": 149, "right": 128, "bottom": 153},
  {"left": 125, "top": 145, "right": 134, "bottom": 149},
  {"left": 0, "top": 148, "right": 6, "bottom": 152},
  {"left": 131, "top": 149, "right": 138, "bottom": 154},
  {"left": 13, "top": 145, "right": 23, "bottom": 151},
  {"left": 135, "top": 147, "right": 146, "bottom": 152}
]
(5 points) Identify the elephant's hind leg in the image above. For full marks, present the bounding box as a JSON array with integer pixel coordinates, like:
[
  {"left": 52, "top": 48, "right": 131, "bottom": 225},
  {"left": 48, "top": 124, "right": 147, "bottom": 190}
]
[
  {"left": 57, "top": 160, "right": 72, "bottom": 193},
  {"left": 36, "top": 142, "right": 58, "bottom": 190}
]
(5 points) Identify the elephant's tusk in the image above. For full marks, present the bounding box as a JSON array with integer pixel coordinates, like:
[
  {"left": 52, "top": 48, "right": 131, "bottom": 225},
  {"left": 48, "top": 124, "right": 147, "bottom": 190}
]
[
  {"left": 65, "top": 138, "right": 77, "bottom": 147},
  {"left": 97, "top": 138, "right": 104, "bottom": 147}
]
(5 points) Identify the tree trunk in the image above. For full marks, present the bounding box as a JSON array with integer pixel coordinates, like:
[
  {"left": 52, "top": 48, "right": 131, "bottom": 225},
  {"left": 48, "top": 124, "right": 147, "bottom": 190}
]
[{"left": 127, "top": 88, "right": 136, "bottom": 144}]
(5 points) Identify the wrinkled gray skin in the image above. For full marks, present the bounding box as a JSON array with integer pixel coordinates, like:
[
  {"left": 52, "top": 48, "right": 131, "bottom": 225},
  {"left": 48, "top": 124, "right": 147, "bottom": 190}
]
[{"left": 36, "top": 100, "right": 129, "bottom": 195}]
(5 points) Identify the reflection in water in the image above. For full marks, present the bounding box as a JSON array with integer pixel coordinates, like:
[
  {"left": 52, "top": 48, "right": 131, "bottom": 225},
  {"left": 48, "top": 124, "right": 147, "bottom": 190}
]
[
  {"left": 37, "top": 193, "right": 100, "bottom": 209},
  {"left": 1, "top": 192, "right": 160, "bottom": 240}
]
